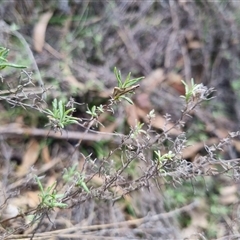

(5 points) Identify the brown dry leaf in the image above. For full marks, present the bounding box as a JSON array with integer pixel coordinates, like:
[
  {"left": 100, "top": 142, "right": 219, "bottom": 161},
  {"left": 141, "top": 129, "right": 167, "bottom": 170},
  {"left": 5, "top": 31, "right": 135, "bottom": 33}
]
[
  {"left": 1, "top": 203, "right": 19, "bottom": 220},
  {"left": 98, "top": 88, "right": 114, "bottom": 98},
  {"left": 189, "top": 211, "right": 208, "bottom": 230},
  {"left": 17, "top": 139, "right": 40, "bottom": 177},
  {"left": 188, "top": 40, "right": 202, "bottom": 49},
  {"left": 167, "top": 72, "right": 185, "bottom": 95},
  {"left": 135, "top": 92, "right": 153, "bottom": 110},
  {"left": 8, "top": 192, "right": 40, "bottom": 212},
  {"left": 25, "top": 191, "right": 40, "bottom": 208},
  {"left": 167, "top": 71, "right": 182, "bottom": 84},
  {"left": 140, "top": 68, "right": 165, "bottom": 93},
  {"left": 178, "top": 0, "right": 188, "bottom": 6},
  {"left": 136, "top": 106, "right": 182, "bottom": 135},
  {"left": 125, "top": 104, "right": 139, "bottom": 127},
  {"left": 33, "top": 11, "right": 53, "bottom": 52},
  {"left": 205, "top": 123, "right": 229, "bottom": 138},
  {"left": 233, "top": 140, "right": 240, "bottom": 152},
  {"left": 91, "top": 175, "right": 104, "bottom": 186},
  {"left": 215, "top": 128, "right": 229, "bottom": 138},
  {"left": 41, "top": 145, "right": 51, "bottom": 163},
  {"left": 46, "top": 176, "right": 57, "bottom": 190},
  {"left": 182, "top": 138, "right": 218, "bottom": 159},
  {"left": 2, "top": 192, "right": 39, "bottom": 220},
  {"left": 219, "top": 185, "right": 238, "bottom": 205},
  {"left": 98, "top": 112, "right": 119, "bottom": 133}
]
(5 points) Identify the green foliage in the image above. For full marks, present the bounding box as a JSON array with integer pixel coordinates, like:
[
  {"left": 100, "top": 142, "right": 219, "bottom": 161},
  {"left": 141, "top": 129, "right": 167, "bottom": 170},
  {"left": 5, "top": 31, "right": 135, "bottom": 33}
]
[
  {"left": 63, "top": 164, "right": 90, "bottom": 193},
  {"left": 0, "top": 43, "right": 237, "bottom": 239},
  {"left": 75, "top": 173, "right": 90, "bottom": 193},
  {"left": 35, "top": 175, "right": 67, "bottom": 209},
  {"left": 92, "top": 141, "right": 109, "bottom": 159},
  {"left": 147, "top": 109, "right": 156, "bottom": 119},
  {"left": 154, "top": 150, "right": 175, "bottom": 163},
  {"left": 154, "top": 150, "right": 176, "bottom": 175},
  {"left": 63, "top": 164, "right": 79, "bottom": 183},
  {"left": 86, "top": 104, "right": 104, "bottom": 118},
  {"left": 181, "top": 78, "right": 201, "bottom": 102},
  {"left": 112, "top": 67, "right": 144, "bottom": 104},
  {"left": 130, "top": 122, "right": 146, "bottom": 138},
  {"left": 0, "top": 47, "right": 26, "bottom": 70},
  {"left": 46, "top": 98, "right": 79, "bottom": 130}
]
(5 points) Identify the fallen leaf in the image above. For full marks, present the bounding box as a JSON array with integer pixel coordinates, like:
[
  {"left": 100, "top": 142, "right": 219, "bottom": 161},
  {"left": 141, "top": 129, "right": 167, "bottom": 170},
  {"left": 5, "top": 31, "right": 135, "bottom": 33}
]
[
  {"left": 233, "top": 140, "right": 240, "bottom": 152},
  {"left": 135, "top": 92, "right": 153, "bottom": 110},
  {"left": 1, "top": 204, "right": 19, "bottom": 219},
  {"left": 219, "top": 185, "right": 238, "bottom": 205},
  {"left": 167, "top": 72, "right": 185, "bottom": 95},
  {"left": 188, "top": 40, "right": 202, "bottom": 49},
  {"left": 25, "top": 191, "right": 40, "bottom": 208},
  {"left": 125, "top": 104, "right": 139, "bottom": 127},
  {"left": 98, "top": 112, "right": 120, "bottom": 133},
  {"left": 8, "top": 192, "right": 40, "bottom": 211},
  {"left": 140, "top": 68, "right": 165, "bottom": 93},
  {"left": 17, "top": 139, "right": 40, "bottom": 177},
  {"left": 41, "top": 145, "right": 51, "bottom": 163},
  {"left": 182, "top": 138, "right": 218, "bottom": 159},
  {"left": 33, "top": 11, "right": 53, "bottom": 52},
  {"left": 46, "top": 176, "right": 57, "bottom": 189}
]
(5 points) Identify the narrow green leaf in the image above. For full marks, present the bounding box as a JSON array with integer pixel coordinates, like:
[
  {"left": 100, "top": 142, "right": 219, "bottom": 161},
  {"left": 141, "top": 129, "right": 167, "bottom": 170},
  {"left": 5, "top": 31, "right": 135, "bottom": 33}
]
[
  {"left": 0, "top": 57, "right": 8, "bottom": 62},
  {"left": 65, "top": 108, "right": 75, "bottom": 115},
  {"left": 35, "top": 175, "right": 44, "bottom": 193},
  {"left": 114, "top": 67, "right": 123, "bottom": 87},
  {"left": 55, "top": 202, "right": 68, "bottom": 208},
  {"left": 0, "top": 62, "right": 27, "bottom": 69},
  {"left": 46, "top": 109, "right": 54, "bottom": 116},
  {"left": 124, "top": 77, "right": 144, "bottom": 88},
  {"left": 92, "top": 105, "right": 96, "bottom": 112},
  {"left": 58, "top": 100, "right": 65, "bottom": 121},
  {"left": 0, "top": 48, "right": 9, "bottom": 59},
  {"left": 121, "top": 95, "right": 133, "bottom": 104},
  {"left": 52, "top": 99, "right": 58, "bottom": 110},
  {"left": 122, "top": 72, "right": 132, "bottom": 87}
]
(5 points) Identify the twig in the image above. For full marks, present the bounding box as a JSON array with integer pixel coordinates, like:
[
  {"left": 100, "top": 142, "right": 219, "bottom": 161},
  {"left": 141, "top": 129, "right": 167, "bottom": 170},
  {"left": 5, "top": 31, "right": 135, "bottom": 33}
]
[{"left": 4, "top": 200, "right": 198, "bottom": 239}]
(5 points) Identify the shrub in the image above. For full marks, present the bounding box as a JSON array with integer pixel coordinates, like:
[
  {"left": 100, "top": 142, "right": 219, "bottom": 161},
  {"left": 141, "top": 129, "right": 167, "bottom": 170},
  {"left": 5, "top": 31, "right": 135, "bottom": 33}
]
[{"left": 0, "top": 46, "right": 239, "bottom": 239}]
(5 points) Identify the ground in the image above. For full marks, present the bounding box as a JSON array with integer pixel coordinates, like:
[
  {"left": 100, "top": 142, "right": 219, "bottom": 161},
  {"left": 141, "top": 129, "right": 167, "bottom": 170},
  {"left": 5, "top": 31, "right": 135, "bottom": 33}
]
[{"left": 0, "top": 1, "right": 240, "bottom": 239}]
